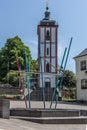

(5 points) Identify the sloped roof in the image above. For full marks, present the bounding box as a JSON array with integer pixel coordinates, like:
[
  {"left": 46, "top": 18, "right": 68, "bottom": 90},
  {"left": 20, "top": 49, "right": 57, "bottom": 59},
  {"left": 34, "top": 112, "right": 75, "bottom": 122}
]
[{"left": 74, "top": 48, "right": 87, "bottom": 59}]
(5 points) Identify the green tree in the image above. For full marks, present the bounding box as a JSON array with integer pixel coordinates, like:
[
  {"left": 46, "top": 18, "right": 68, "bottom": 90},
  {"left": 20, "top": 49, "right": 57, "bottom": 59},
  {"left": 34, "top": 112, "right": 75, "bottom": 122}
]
[
  {"left": 63, "top": 70, "right": 76, "bottom": 88},
  {"left": 0, "top": 36, "right": 38, "bottom": 86},
  {"left": 62, "top": 70, "right": 76, "bottom": 99}
]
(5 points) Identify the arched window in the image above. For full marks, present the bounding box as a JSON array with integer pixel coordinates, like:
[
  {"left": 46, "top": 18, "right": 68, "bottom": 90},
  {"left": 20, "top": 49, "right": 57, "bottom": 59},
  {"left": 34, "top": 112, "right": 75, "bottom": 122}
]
[
  {"left": 46, "top": 63, "right": 50, "bottom": 72},
  {"left": 46, "top": 30, "right": 50, "bottom": 40}
]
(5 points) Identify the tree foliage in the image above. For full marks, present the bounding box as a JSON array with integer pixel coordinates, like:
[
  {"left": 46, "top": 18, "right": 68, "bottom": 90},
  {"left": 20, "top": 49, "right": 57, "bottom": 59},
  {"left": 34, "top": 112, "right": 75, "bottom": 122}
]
[
  {"left": 0, "top": 36, "right": 38, "bottom": 85},
  {"left": 63, "top": 70, "right": 76, "bottom": 88}
]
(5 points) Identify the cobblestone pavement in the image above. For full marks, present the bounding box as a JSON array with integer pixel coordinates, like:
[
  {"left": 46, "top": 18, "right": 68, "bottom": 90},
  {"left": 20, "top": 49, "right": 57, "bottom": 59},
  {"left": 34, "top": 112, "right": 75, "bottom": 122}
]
[{"left": 0, "top": 101, "right": 87, "bottom": 130}]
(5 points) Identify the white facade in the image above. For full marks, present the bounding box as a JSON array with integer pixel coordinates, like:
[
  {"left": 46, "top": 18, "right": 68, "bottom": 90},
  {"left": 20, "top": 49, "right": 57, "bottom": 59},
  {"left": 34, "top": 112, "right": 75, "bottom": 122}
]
[
  {"left": 74, "top": 52, "right": 87, "bottom": 101},
  {"left": 38, "top": 26, "right": 58, "bottom": 88}
]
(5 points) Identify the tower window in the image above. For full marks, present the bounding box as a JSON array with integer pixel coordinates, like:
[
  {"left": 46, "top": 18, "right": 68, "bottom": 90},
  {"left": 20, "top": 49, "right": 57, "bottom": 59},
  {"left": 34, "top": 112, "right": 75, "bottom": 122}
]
[
  {"left": 47, "top": 48, "right": 49, "bottom": 55},
  {"left": 46, "top": 30, "right": 50, "bottom": 40},
  {"left": 46, "top": 63, "right": 50, "bottom": 72},
  {"left": 80, "top": 60, "right": 86, "bottom": 71}
]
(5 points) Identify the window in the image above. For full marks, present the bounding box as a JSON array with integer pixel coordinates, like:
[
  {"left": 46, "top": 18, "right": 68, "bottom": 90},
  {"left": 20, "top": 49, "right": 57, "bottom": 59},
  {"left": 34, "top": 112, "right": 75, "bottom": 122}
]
[
  {"left": 47, "top": 48, "right": 49, "bottom": 55},
  {"left": 46, "top": 63, "right": 50, "bottom": 72},
  {"left": 46, "top": 30, "right": 50, "bottom": 40},
  {"left": 81, "top": 79, "right": 87, "bottom": 89},
  {"left": 80, "top": 60, "right": 86, "bottom": 71}
]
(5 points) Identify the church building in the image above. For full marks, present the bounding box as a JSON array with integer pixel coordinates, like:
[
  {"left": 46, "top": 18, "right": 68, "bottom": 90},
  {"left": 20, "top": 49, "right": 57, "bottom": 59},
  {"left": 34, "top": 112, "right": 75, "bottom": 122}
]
[{"left": 37, "top": 3, "right": 58, "bottom": 88}]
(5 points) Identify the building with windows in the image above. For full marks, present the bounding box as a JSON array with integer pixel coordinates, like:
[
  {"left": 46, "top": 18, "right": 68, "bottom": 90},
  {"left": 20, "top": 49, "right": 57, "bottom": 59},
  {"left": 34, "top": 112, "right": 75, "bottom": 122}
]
[
  {"left": 74, "top": 48, "right": 87, "bottom": 101},
  {"left": 37, "top": 3, "right": 58, "bottom": 88}
]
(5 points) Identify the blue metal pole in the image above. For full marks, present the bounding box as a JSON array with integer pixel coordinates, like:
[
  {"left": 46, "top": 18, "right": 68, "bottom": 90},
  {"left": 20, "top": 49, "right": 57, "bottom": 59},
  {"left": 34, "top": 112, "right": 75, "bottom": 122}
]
[
  {"left": 55, "top": 37, "right": 73, "bottom": 109},
  {"left": 39, "top": 36, "right": 45, "bottom": 109},
  {"left": 40, "top": 57, "right": 45, "bottom": 109}
]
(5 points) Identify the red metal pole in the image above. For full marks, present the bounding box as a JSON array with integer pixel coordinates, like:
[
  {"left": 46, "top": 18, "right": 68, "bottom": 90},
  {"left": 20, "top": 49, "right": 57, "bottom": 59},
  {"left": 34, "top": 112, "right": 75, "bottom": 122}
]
[{"left": 16, "top": 59, "right": 28, "bottom": 109}]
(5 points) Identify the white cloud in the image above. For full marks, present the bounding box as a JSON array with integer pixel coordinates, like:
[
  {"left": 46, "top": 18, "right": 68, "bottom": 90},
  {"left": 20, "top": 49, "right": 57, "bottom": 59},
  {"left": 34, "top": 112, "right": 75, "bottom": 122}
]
[
  {"left": 23, "top": 37, "right": 38, "bottom": 60},
  {"left": 58, "top": 42, "right": 65, "bottom": 58},
  {"left": 58, "top": 38, "right": 76, "bottom": 72},
  {"left": 58, "top": 39, "right": 67, "bottom": 67}
]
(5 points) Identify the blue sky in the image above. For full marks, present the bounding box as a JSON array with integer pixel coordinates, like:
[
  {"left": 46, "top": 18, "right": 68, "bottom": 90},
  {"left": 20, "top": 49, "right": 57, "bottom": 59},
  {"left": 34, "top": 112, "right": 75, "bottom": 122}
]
[{"left": 0, "top": 0, "right": 87, "bottom": 73}]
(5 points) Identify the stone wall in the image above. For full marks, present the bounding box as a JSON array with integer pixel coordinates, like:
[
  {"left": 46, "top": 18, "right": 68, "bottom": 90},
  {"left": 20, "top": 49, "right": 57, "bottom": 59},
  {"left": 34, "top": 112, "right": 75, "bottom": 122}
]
[
  {"left": 0, "top": 99, "right": 10, "bottom": 119},
  {"left": 0, "top": 86, "right": 21, "bottom": 95}
]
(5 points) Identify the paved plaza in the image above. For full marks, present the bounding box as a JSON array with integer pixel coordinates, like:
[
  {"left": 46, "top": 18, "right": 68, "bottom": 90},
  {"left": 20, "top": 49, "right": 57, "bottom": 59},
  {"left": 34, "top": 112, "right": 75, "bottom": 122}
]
[
  {"left": 0, "top": 101, "right": 87, "bottom": 130},
  {"left": 0, "top": 118, "right": 86, "bottom": 130},
  {"left": 10, "top": 100, "right": 87, "bottom": 110}
]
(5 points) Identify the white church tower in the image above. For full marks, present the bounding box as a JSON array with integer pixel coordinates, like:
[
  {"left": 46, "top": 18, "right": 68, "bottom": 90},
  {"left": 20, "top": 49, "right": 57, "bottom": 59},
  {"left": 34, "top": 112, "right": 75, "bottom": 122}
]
[{"left": 37, "top": 2, "right": 58, "bottom": 88}]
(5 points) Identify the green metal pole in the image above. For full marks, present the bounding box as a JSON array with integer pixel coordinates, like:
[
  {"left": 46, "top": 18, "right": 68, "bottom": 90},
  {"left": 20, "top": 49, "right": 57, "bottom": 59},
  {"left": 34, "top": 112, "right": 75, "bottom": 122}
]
[
  {"left": 55, "top": 37, "right": 73, "bottom": 109},
  {"left": 50, "top": 47, "right": 67, "bottom": 109}
]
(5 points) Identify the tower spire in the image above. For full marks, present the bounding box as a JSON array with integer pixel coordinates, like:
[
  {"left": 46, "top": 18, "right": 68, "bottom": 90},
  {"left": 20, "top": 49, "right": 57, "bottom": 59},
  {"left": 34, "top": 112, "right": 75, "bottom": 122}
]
[
  {"left": 45, "top": 0, "right": 50, "bottom": 20},
  {"left": 46, "top": 0, "right": 49, "bottom": 11}
]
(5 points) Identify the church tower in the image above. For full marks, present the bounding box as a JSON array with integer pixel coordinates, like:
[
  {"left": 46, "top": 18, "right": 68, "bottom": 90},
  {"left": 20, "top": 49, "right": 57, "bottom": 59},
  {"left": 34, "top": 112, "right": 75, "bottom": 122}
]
[{"left": 37, "top": 2, "right": 58, "bottom": 88}]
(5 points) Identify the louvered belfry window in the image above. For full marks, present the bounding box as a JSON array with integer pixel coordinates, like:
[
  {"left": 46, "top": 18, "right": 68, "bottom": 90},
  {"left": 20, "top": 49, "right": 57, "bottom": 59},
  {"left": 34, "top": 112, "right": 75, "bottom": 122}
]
[{"left": 46, "top": 30, "right": 50, "bottom": 40}]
